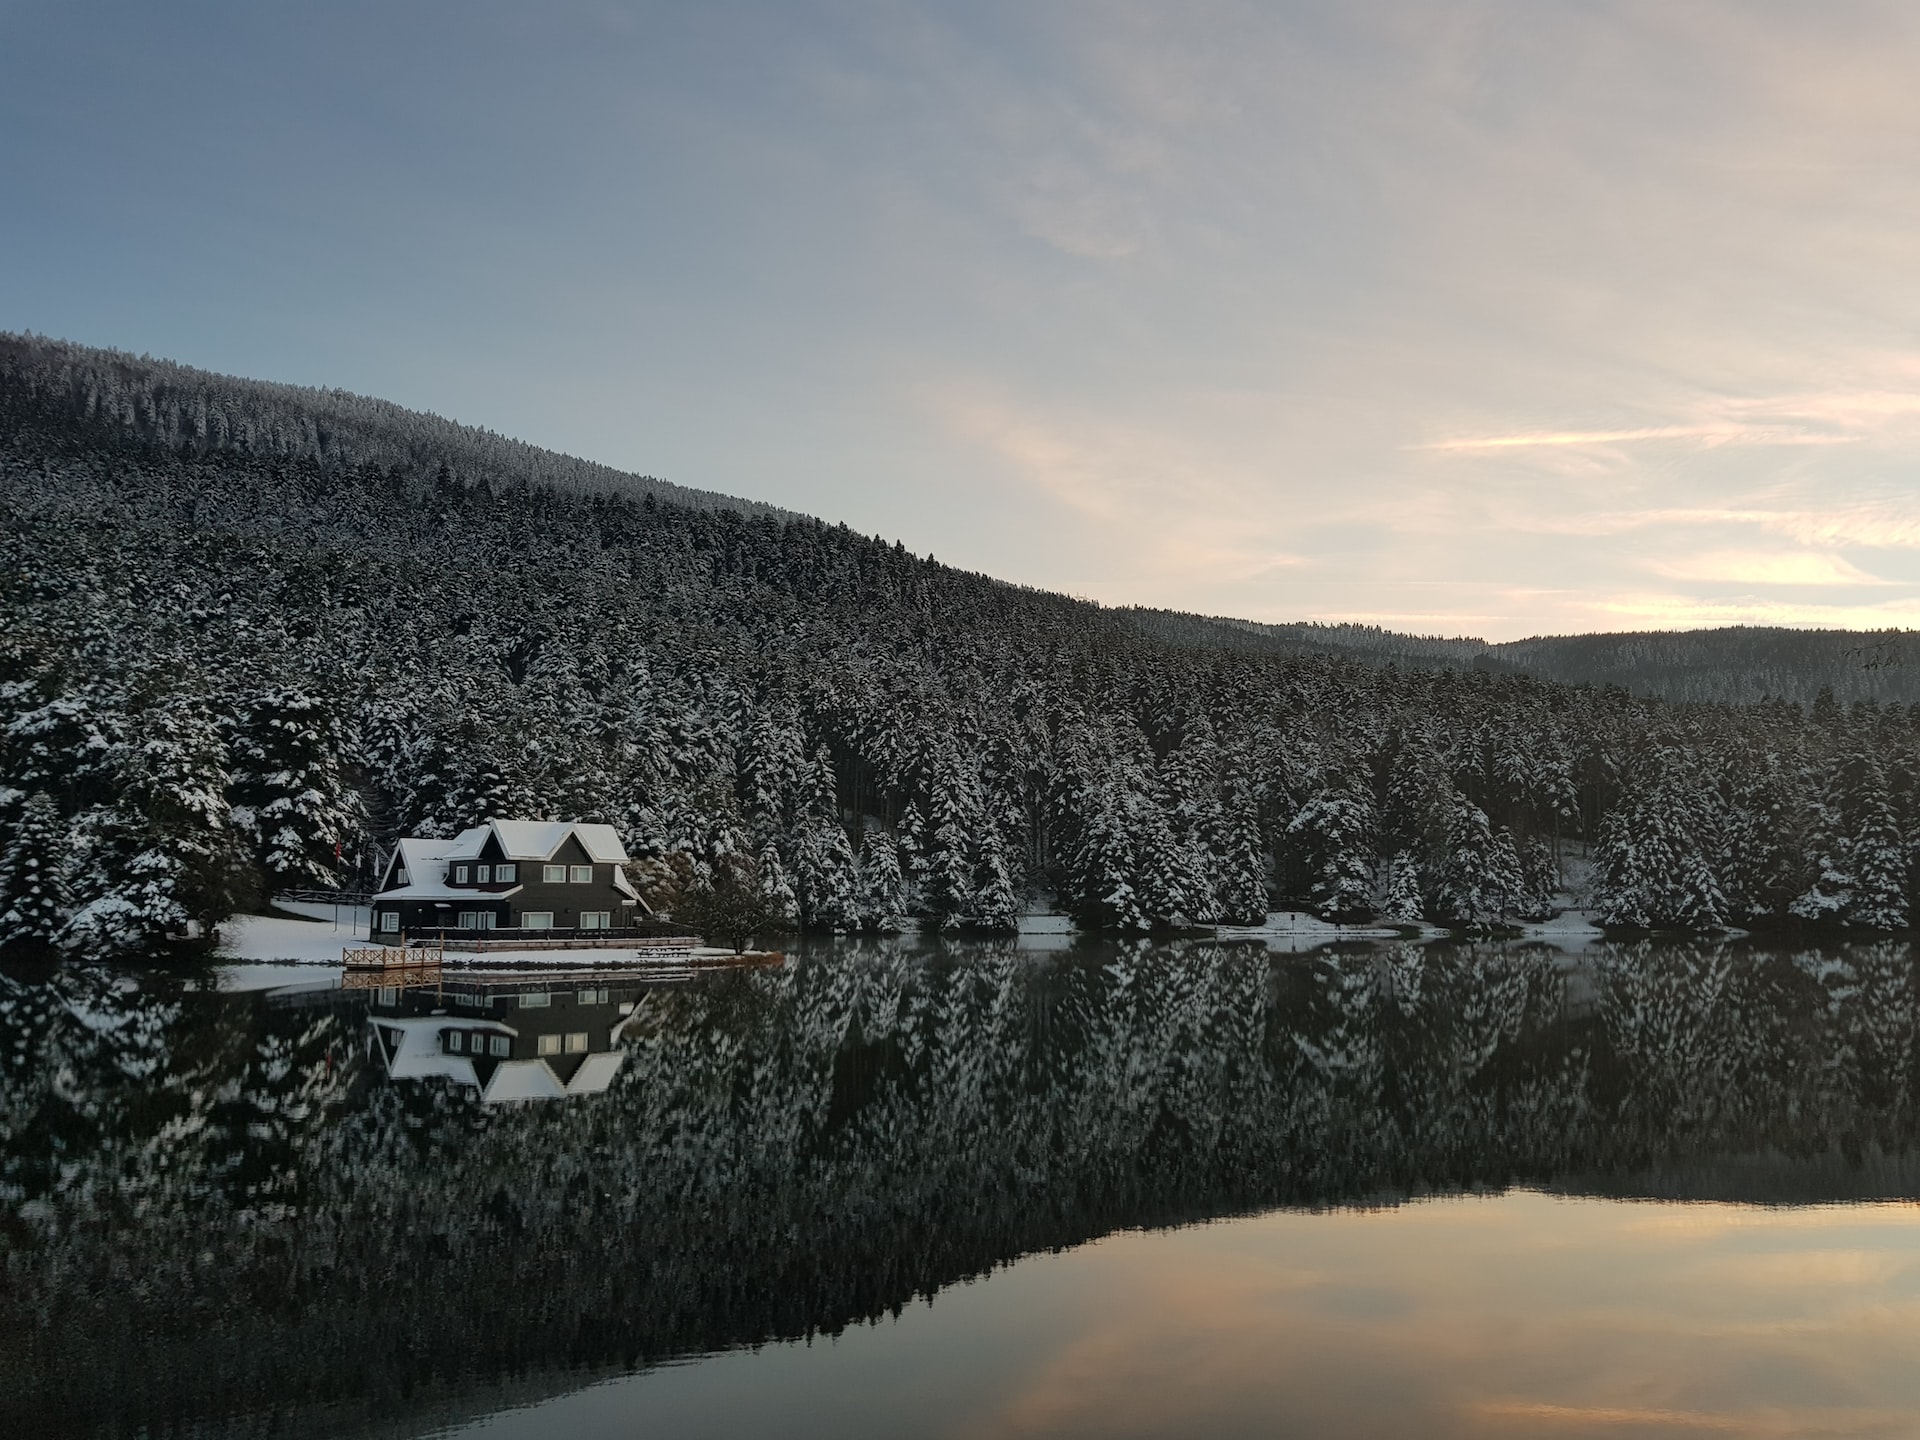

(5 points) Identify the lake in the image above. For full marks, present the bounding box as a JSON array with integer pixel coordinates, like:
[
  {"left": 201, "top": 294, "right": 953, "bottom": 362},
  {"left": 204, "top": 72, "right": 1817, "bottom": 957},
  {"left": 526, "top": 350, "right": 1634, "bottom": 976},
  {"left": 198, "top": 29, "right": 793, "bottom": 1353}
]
[{"left": 6, "top": 935, "right": 1920, "bottom": 1439}]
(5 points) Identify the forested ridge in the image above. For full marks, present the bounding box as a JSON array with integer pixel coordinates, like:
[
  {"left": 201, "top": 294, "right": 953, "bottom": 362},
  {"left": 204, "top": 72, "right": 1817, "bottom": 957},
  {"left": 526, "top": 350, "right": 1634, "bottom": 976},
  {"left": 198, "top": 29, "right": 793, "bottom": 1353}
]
[{"left": 6, "top": 333, "right": 1920, "bottom": 949}]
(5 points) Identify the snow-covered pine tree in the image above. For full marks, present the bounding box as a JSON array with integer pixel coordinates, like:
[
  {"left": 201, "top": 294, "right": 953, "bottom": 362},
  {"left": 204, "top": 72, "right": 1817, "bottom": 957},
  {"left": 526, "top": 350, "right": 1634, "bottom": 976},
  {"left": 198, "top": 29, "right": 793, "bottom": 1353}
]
[
  {"left": 1287, "top": 771, "right": 1375, "bottom": 920},
  {"left": 1378, "top": 850, "right": 1423, "bottom": 924},
  {"left": 1213, "top": 785, "right": 1270, "bottom": 925},
  {"left": 229, "top": 687, "right": 361, "bottom": 890},
  {"left": 1720, "top": 757, "right": 1802, "bottom": 924},
  {"left": 0, "top": 791, "right": 68, "bottom": 950},
  {"left": 855, "top": 831, "right": 907, "bottom": 930},
  {"left": 968, "top": 833, "right": 1020, "bottom": 932},
  {"left": 919, "top": 753, "right": 982, "bottom": 929},
  {"left": 755, "top": 842, "right": 799, "bottom": 928},
  {"left": 1596, "top": 751, "right": 1726, "bottom": 930},
  {"left": 790, "top": 747, "right": 860, "bottom": 931},
  {"left": 65, "top": 697, "right": 251, "bottom": 954},
  {"left": 1434, "top": 789, "right": 1498, "bottom": 928}
]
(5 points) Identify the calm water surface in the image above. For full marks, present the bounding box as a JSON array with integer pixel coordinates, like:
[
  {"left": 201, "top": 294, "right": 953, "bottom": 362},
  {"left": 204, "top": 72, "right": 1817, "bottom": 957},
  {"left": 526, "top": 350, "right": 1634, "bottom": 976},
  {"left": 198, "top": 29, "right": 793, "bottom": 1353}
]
[{"left": 7, "top": 936, "right": 1920, "bottom": 1439}]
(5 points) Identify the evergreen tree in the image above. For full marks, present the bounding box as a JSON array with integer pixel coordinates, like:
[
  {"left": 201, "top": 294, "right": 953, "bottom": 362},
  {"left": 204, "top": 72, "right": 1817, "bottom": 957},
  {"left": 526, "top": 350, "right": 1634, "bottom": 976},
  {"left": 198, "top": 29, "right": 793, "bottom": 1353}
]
[
  {"left": 1378, "top": 850, "right": 1423, "bottom": 924},
  {"left": 856, "top": 832, "right": 908, "bottom": 931},
  {"left": 1213, "top": 786, "right": 1270, "bottom": 925},
  {"left": 1434, "top": 790, "right": 1500, "bottom": 928},
  {"left": 229, "top": 687, "right": 361, "bottom": 889},
  {"left": 1287, "top": 771, "right": 1375, "bottom": 920},
  {"left": 790, "top": 748, "right": 860, "bottom": 931},
  {"left": 65, "top": 698, "right": 251, "bottom": 953},
  {"left": 755, "top": 842, "right": 799, "bottom": 928},
  {"left": 0, "top": 791, "right": 68, "bottom": 950}
]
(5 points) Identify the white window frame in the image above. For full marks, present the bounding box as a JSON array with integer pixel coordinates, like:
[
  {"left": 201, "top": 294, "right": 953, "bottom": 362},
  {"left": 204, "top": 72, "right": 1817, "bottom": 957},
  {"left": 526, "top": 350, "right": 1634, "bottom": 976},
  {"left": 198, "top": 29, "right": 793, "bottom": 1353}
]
[
  {"left": 564, "top": 1032, "right": 589, "bottom": 1054},
  {"left": 445, "top": 1031, "right": 463, "bottom": 1053},
  {"left": 543, "top": 864, "right": 566, "bottom": 883},
  {"left": 378, "top": 911, "right": 399, "bottom": 933},
  {"left": 454, "top": 864, "right": 470, "bottom": 884},
  {"left": 569, "top": 864, "right": 593, "bottom": 883},
  {"left": 522, "top": 911, "right": 553, "bottom": 930},
  {"left": 537, "top": 1033, "right": 562, "bottom": 1056},
  {"left": 580, "top": 911, "right": 610, "bottom": 930},
  {"left": 489, "top": 1035, "right": 510, "bottom": 1057},
  {"left": 520, "top": 992, "right": 551, "bottom": 1008},
  {"left": 476, "top": 864, "right": 492, "bottom": 883},
  {"left": 495, "top": 862, "right": 517, "bottom": 882}
]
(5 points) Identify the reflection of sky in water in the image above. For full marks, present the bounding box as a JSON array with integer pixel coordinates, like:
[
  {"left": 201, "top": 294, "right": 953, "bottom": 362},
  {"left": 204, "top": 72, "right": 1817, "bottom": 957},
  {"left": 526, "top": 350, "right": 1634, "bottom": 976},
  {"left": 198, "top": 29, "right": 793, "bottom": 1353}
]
[{"left": 455, "top": 1194, "right": 1920, "bottom": 1440}]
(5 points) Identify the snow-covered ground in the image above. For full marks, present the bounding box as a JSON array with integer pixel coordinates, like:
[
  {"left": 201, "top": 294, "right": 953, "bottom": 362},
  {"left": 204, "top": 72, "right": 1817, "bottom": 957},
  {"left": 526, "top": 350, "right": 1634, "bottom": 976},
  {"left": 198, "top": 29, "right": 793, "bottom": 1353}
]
[
  {"left": 219, "top": 902, "right": 740, "bottom": 970},
  {"left": 221, "top": 908, "right": 367, "bottom": 964}
]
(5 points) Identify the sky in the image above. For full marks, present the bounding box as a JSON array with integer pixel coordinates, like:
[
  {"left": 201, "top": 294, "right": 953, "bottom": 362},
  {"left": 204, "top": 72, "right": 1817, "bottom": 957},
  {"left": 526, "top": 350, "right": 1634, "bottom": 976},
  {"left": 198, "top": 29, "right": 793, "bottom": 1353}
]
[{"left": 6, "top": 1, "right": 1920, "bottom": 642}]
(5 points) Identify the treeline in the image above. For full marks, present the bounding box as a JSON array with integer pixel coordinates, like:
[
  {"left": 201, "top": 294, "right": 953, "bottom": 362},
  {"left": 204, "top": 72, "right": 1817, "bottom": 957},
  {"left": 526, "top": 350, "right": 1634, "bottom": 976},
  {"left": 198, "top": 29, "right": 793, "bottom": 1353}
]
[
  {"left": 7, "top": 337, "right": 1920, "bottom": 951},
  {"left": 5, "top": 940, "right": 1919, "bottom": 1435},
  {"left": 1482, "top": 626, "right": 1920, "bottom": 706}
]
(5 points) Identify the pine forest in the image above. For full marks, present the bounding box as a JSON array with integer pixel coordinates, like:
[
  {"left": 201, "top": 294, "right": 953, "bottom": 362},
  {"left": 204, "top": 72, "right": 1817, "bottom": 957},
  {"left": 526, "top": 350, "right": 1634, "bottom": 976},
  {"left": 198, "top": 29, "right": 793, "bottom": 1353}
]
[{"left": 6, "top": 333, "right": 1920, "bottom": 952}]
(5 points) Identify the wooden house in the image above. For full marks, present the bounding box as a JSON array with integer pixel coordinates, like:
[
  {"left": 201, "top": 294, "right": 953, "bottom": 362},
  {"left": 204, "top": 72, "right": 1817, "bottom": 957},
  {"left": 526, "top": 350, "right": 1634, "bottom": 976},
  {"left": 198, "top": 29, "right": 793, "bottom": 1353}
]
[{"left": 370, "top": 819, "right": 647, "bottom": 939}]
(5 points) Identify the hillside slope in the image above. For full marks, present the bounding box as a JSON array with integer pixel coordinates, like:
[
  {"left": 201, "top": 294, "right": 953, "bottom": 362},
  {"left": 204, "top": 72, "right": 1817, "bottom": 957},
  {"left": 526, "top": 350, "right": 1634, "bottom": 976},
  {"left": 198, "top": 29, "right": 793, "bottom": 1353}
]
[{"left": 3, "top": 337, "right": 1919, "bottom": 947}]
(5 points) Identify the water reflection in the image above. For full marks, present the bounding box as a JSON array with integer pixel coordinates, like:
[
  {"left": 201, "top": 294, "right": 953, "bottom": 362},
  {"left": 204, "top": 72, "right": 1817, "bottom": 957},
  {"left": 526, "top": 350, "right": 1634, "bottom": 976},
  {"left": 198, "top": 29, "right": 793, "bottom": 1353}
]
[
  {"left": 366, "top": 973, "right": 655, "bottom": 1103},
  {"left": 4, "top": 937, "right": 1920, "bottom": 1438}
]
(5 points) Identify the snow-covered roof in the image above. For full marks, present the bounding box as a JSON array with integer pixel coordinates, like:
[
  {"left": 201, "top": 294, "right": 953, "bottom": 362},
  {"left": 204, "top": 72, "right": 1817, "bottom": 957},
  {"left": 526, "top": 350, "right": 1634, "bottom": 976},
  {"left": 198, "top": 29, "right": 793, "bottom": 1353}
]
[
  {"left": 442, "top": 820, "right": 631, "bottom": 865},
  {"left": 374, "top": 820, "right": 631, "bottom": 900}
]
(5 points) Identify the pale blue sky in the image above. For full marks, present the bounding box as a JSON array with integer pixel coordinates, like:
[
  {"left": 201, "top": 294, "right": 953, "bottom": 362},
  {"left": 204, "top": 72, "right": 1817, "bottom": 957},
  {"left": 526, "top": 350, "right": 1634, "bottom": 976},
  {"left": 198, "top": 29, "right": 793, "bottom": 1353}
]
[{"left": 8, "top": 1, "right": 1920, "bottom": 639}]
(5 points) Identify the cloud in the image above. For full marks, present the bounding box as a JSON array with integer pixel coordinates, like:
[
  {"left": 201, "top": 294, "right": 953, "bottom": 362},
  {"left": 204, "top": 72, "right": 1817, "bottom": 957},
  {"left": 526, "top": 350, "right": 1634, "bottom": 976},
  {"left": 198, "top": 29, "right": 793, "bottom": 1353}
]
[
  {"left": 1643, "top": 550, "right": 1889, "bottom": 586},
  {"left": 1415, "top": 424, "right": 1854, "bottom": 452}
]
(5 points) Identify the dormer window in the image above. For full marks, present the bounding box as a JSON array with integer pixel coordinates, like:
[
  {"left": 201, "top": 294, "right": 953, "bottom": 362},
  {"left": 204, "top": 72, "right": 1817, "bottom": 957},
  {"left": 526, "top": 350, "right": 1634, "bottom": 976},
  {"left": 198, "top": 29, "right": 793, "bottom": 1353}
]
[
  {"left": 495, "top": 863, "right": 517, "bottom": 882},
  {"left": 395, "top": 867, "right": 409, "bottom": 886},
  {"left": 454, "top": 865, "right": 470, "bottom": 885},
  {"left": 476, "top": 864, "right": 492, "bottom": 883}
]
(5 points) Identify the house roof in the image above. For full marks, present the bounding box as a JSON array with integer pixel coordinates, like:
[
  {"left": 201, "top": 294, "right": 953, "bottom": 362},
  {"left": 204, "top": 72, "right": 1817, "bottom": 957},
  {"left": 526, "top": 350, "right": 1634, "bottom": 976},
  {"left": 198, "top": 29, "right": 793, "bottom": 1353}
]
[
  {"left": 374, "top": 820, "right": 633, "bottom": 901},
  {"left": 443, "top": 820, "right": 632, "bottom": 865}
]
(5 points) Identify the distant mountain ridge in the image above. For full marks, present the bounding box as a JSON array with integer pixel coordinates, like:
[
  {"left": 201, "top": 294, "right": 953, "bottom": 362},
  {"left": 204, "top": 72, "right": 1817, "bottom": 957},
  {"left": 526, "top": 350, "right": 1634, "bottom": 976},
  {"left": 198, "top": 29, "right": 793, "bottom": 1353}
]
[
  {"left": 0, "top": 331, "right": 795, "bottom": 521},
  {"left": 11, "top": 329, "right": 1909, "bottom": 709},
  {"left": 1127, "top": 606, "right": 1920, "bottom": 706}
]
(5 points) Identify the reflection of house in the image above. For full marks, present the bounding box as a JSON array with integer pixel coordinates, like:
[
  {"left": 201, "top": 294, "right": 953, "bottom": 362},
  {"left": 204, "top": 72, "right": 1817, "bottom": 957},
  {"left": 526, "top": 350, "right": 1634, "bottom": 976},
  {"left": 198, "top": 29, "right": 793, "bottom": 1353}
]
[
  {"left": 367, "top": 975, "right": 646, "bottom": 1104},
  {"left": 370, "top": 820, "right": 646, "bottom": 939}
]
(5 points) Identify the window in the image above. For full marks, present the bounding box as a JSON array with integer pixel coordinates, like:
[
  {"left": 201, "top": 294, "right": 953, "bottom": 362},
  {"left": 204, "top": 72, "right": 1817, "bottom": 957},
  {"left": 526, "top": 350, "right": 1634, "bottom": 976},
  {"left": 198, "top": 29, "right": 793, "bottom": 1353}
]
[
  {"left": 543, "top": 864, "right": 566, "bottom": 883},
  {"left": 564, "top": 1032, "right": 589, "bottom": 1054},
  {"left": 519, "top": 992, "right": 551, "bottom": 1008},
  {"left": 477, "top": 912, "right": 497, "bottom": 930},
  {"left": 395, "top": 866, "right": 409, "bottom": 885},
  {"left": 379, "top": 911, "right": 399, "bottom": 933},
  {"left": 457, "top": 911, "right": 480, "bottom": 930},
  {"left": 537, "top": 1034, "right": 562, "bottom": 1056},
  {"left": 578, "top": 987, "right": 609, "bottom": 1005},
  {"left": 454, "top": 864, "right": 470, "bottom": 884},
  {"left": 489, "top": 1035, "right": 510, "bottom": 1057},
  {"left": 477, "top": 864, "right": 492, "bottom": 883},
  {"left": 495, "top": 863, "right": 517, "bottom": 882},
  {"left": 580, "top": 911, "right": 610, "bottom": 930},
  {"left": 377, "top": 987, "right": 399, "bottom": 1006},
  {"left": 522, "top": 911, "right": 553, "bottom": 931},
  {"left": 570, "top": 865, "right": 593, "bottom": 883},
  {"left": 445, "top": 1031, "right": 463, "bottom": 1052}
]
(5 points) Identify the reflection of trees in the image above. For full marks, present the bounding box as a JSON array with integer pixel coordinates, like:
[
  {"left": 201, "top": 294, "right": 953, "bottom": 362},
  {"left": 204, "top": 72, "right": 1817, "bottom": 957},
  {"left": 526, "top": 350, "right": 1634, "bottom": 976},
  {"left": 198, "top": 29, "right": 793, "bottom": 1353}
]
[{"left": 4, "top": 937, "right": 1920, "bottom": 1436}]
